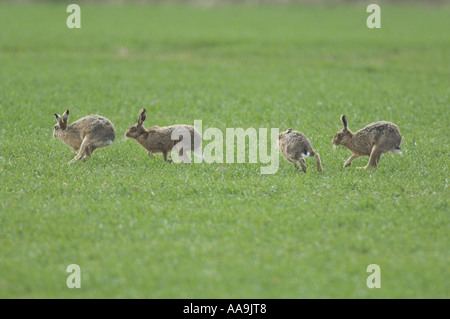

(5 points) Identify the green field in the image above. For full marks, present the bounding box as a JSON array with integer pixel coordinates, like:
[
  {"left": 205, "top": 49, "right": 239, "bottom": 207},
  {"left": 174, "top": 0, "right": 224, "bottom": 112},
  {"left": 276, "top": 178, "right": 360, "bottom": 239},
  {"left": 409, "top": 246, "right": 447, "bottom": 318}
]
[{"left": 0, "top": 3, "right": 449, "bottom": 298}]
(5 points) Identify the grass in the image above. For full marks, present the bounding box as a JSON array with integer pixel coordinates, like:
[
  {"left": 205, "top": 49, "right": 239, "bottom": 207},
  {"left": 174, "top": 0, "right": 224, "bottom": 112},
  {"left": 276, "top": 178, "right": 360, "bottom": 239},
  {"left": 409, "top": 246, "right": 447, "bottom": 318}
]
[{"left": 0, "top": 3, "right": 449, "bottom": 298}]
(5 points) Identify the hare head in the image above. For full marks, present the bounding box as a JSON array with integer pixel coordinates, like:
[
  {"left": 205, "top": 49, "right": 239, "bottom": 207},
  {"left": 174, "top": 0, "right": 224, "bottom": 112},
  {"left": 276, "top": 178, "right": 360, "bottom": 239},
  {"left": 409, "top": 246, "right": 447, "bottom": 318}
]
[
  {"left": 53, "top": 109, "right": 70, "bottom": 138},
  {"left": 125, "top": 108, "right": 147, "bottom": 139},
  {"left": 332, "top": 115, "right": 353, "bottom": 147}
]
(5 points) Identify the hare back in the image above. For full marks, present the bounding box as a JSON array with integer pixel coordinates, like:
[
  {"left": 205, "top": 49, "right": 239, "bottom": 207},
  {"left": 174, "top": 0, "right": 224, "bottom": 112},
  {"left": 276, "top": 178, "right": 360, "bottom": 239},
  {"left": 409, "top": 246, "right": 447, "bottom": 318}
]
[
  {"left": 145, "top": 124, "right": 201, "bottom": 153},
  {"left": 69, "top": 115, "right": 116, "bottom": 141},
  {"left": 355, "top": 121, "right": 402, "bottom": 152}
]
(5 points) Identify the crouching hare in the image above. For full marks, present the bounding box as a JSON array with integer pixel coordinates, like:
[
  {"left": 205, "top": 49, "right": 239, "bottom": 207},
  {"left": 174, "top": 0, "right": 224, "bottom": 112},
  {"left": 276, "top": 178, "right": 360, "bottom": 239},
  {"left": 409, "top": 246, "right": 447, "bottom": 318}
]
[
  {"left": 332, "top": 115, "right": 402, "bottom": 169},
  {"left": 278, "top": 128, "right": 323, "bottom": 173},
  {"left": 125, "top": 108, "right": 202, "bottom": 163},
  {"left": 53, "top": 109, "right": 115, "bottom": 164}
]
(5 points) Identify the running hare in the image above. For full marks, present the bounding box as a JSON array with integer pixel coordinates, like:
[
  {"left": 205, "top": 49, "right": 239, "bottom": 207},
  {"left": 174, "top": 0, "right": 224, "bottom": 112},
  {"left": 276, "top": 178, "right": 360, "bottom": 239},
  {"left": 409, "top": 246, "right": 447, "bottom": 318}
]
[
  {"left": 125, "top": 108, "right": 202, "bottom": 163},
  {"left": 53, "top": 109, "right": 115, "bottom": 164},
  {"left": 278, "top": 128, "right": 323, "bottom": 173},
  {"left": 332, "top": 115, "right": 402, "bottom": 169}
]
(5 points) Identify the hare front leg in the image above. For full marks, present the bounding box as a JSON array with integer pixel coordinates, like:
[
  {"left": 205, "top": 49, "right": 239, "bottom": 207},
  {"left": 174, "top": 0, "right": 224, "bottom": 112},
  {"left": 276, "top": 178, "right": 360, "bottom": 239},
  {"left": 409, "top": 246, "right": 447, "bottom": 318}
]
[{"left": 344, "top": 154, "right": 359, "bottom": 167}]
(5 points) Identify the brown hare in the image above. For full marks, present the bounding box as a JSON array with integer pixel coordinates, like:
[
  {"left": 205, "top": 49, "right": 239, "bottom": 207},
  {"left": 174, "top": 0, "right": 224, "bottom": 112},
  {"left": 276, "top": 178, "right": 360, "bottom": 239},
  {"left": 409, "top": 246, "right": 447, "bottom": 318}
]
[
  {"left": 53, "top": 109, "right": 115, "bottom": 164},
  {"left": 278, "top": 128, "right": 323, "bottom": 173},
  {"left": 332, "top": 115, "right": 402, "bottom": 169},
  {"left": 125, "top": 108, "right": 202, "bottom": 163}
]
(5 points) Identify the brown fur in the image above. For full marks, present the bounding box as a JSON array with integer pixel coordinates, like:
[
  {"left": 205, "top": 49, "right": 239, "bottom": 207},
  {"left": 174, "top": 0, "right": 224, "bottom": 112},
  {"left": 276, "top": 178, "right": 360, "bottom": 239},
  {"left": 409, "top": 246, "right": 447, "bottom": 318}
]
[
  {"left": 332, "top": 115, "right": 402, "bottom": 169},
  {"left": 278, "top": 128, "right": 323, "bottom": 173},
  {"left": 125, "top": 108, "right": 202, "bottom": 163},
  {"left": 53, "top": 109, "right": 115, "bottom": 164}
]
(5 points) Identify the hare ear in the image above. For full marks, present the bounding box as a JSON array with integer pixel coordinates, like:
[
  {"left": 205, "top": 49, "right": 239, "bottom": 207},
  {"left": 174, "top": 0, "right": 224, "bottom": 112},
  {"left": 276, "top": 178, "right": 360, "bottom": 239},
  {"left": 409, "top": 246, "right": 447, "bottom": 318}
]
[
  {"left": 54, "top": 113, "right": 62, "bottom": 125},
  {"left": 54, "top": 112, "right": 67, "bottom": 129},
  {"left": 341, "top": 115, "right": 348, "bottom": 130},
  {"left": 287, "top": 128, "right": 292, "bottom": 133},
  {"left": 62, "top": 109, "right": 69, "bottom": 123},
  {"left": 138, "top": 108, "right": 147, "bottom": 126}
]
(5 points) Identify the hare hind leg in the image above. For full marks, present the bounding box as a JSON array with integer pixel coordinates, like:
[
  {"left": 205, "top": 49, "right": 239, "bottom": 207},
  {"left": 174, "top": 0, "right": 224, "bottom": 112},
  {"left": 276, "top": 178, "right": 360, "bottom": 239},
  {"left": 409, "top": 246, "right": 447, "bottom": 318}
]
[
  {"left": 174, "top": 144, "right": 191, "bottom": 164},
  {"left": 87, "top": 138, "right": 114, "bottom": 157},
  {"left": 162, "top": 151, "right": 171, "bottom": 162},
  {"left": 69, "top": 137, "right": 103, "bottom": 164},
  {"left": 180, "top": 150, "right": 191, "bottom": 164},
  {"left": 297, "top": 158, "right": 307, "bottom": 173},
  {"left": 69, "top": 137, "right": 90, "bottom": 164},
  {"left": 365, "top": 145, "right": 383, "bottom": 169},
  {"left": 375, "top": 151, "right": 384, "bottom": 166},
  {"left": 314, "top": 153, "right": 323, "bottom": 172},
  {"left": 85, "top": 145, "right": 96, "bottom": 158}
]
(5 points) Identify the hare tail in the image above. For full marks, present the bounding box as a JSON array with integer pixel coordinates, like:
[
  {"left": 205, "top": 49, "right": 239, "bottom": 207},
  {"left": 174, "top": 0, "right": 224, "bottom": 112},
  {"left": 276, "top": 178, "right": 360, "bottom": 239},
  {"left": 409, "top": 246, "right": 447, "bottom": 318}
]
[{"left": 301, "top": 150, "right": 310, "bottom": 158}]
